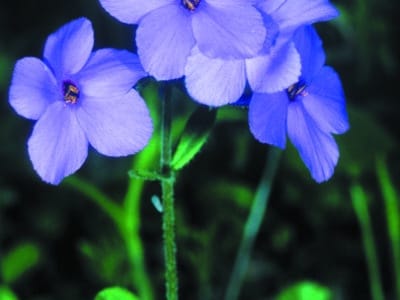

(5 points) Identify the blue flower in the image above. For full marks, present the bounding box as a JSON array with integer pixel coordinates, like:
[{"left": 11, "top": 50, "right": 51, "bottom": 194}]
[
  {"left": 249, "top": 26, "right": 349, "bottom": 182},
  {"left": 184, "top": 0, "right": 339, "bottom": 106},
  {"left": 99, "top": 0, "right": 267, "bottom": 80},
  {"left": 9, "top": 18, "right": 153, "bottom": 185}
]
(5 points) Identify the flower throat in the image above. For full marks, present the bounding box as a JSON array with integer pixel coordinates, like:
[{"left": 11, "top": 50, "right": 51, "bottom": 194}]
[
  {"left": 287, "top": 81, "right": 307, "bottom": 101},
  {"left": 182, "top": 0, "right": 201, "bottom": 11},
  {"left": 63, "top": 80, "right": 80, "bottom": 104}
]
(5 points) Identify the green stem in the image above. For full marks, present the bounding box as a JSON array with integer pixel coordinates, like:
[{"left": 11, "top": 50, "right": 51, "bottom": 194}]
[
  {"left": 122, "top": 157, "right": 157, "bottom": 300},
  {"left": 225, "top": 147, "right": 281, "bottom": 300},
  {"left": 376, "top": 156, "right": 400, "bottom": 300},
  {"left": 160, "top": 85, "right": 178, "bottom": 300},
  {"left": 350, "top": 184, "right": 385, "bottom": 300}
]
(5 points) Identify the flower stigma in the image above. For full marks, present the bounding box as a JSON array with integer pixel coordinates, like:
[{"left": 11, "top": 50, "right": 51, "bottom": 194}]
[
  {"left": 182, "top": 0, "right": 201, "bottom": 11},
  {"left": 63, "top": 80, "right": 80, "bottom": 104},
  {"left": 287, "top": 81, "right": 308, "bottom": 101}
]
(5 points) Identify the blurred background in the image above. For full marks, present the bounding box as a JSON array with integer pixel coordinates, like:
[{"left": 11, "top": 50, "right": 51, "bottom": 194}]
[{"left": 0, "top": 0, "right": 399, "bottom": 299}]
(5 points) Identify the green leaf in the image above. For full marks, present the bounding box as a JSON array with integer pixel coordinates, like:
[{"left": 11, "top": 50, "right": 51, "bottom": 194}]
[
  {"left": 94, "top": 287, "right": 139, "bottom": 300},
  {"left": 275, "top": 281, "right": 332, "bottom": 300},
  {"left": 171, "top": 106, "right": 217, "bottom": 170},
  {"left": 0, "top": 286, "right": 18, "bottom": 300},
  {"left": 1, "top": 243, "right": 40, "bottom": 284}
]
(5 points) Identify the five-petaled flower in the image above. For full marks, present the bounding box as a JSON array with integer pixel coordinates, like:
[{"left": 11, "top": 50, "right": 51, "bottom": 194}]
[
  {"left": 9, "top": 18, "right": 153, "bottom": 185},
  {"left": 249, "top": 26, "right": 349, "bottom": 182},
  {"left": 99, "top": 0, "right": 267, "bottom": 80}
]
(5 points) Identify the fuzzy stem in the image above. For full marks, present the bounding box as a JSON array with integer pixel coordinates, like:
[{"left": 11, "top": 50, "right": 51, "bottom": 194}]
[
  {"left": 160, "top": 85, "right": 178, "bottom": 300},
  {"left": 225, "top": 147, "right": 281, "bottom": 300}
]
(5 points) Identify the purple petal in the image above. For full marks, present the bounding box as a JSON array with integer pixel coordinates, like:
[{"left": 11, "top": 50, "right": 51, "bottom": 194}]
[
  {"left": 44, "top": 18, "right": 94, "bottom": 77},
  {"left": 28, "top": 102, "right": 88, "bottom": 185},
  {"left": 294, "top": 26, "right": 325, "bottom": 83},
  {"left": 303, "top": 66, "right": 349, "bottom": 134},
  {"left": 246, "top": 41, "right": 301, "bottom": 93},
  {"left": 287, "top": 101, "right": 339, "bottom": 183},
  {"left": 271, "top": 0, "right": 339, "bottom": 32},
  {"left": 259, "top": 13, "right": 280, "bottom": 54},
  {"left": 76, "top": 90, "right": 153, "bottom": 156},
  {"left": 193, "top": 1, "right": 266, "bottom": 59},
  {"left": 9, "top": 57, "right": 58, "bottom": 120},
  {"left": 248, "top": 92, "right": 288, "bottom": 149},
  {"left": 99, "top": 0, "right": 173, "bottom": 24},
  {"left": 185, "top": 48, "right": 246, "bottom": 106},
  {"left": 136, "top": 4, "right": 195, "bottom": 80},
  {"left": 78, "top": 49, "right": 146, "bottom": 97},
  {"left": 257, "top": 0, "right": 286, "bottom": 14}
]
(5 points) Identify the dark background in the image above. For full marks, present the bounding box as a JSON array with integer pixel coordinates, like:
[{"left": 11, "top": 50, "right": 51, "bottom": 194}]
[{"left": 0, "top": 0, "right": 399, "bottom": 299}]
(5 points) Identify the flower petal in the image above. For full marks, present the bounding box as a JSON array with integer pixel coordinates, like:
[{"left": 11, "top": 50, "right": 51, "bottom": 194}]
[
  {"left": 303, "top": 66, "right": 349, "bottom": 134},
  {"left": 44, "top": 18, "right": 94, "bottom": 77},
  {"left": 78, "top": 49, "right": 146, "bottom": 97},
  {"left": 28, "top": 102, "right": 88, "bottom": 185},
  {"left": 248, "top": 92, "right": 288, "bottom": 149},
  {"left": 294, "top": 26, "right": 325, "bottom": 83},
  {"left": 136, "top": 4, "right": 195, "bottom": 80},
  {"left": 246, "top": 41, "right": 301, "bottom": 93},
  {"left": 185, "top": 48, "right": 246, "bottom": 106},
  {"left": 259, "top": 13, "right": 280, "bottom": 54},
  {"left": 76, "top": 90, "right": 153, "bottom": 156},
  {"left": 271, "top": 0, "right": 339, "bottom": 32},
  {"left": 257, "top": 0, "right": 286, "bottom": 15},
  {"left": 287, "top": 101, "right": 339, "bottom": 183},
  {"left": 9, "top": 57, "right": 58, "bottom": 120},
  {"left": 99, "top": 0, "right": 173, "bottom": 24},
  {"left": 193, "top": 1, "right": 266, "bottom": 59}
]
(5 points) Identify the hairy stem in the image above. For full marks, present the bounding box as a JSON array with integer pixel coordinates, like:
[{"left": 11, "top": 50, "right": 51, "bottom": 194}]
[{"left": 160, "top": 85, "right": 178, "bottom": 300}]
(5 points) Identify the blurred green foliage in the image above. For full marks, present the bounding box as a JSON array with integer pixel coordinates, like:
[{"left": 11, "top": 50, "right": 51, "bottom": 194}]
[
  {"left": 1, "top": 243, "right": 40, "bottom": 284},
  {"left": 0, "top": 286, "right": 19, "bottom": 300},
  {"left": 94, "top": 286, "right": 139, "bottom": 300},
  {"left": 275, "top": 281, "right": 332, "bottom": 300},
  {"left": 0, "top": 0, "right": 399, "bottom": 299}
]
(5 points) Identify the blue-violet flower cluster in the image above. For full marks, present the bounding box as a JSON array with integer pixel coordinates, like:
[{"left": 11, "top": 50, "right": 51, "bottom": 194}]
[
  {"left": 9, "top": 0, "right": 349, "bottom": 184},
  {"left": 9, "top": 18, "right": 153, "bottom": 184},
  {"left": 100, "top": 0, "right": 349, "bottom": 182}
]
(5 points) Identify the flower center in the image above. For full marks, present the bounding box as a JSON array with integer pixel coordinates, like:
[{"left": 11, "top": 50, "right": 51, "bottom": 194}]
[
  {"left": 287, "top": 81, "right": 307, "bottom": 101},
  {"left": 63, "top": 80, "right": 80, "bottom": 104},
  {"left": 182, "top": 0, "right": 201, "bottom": 11}
]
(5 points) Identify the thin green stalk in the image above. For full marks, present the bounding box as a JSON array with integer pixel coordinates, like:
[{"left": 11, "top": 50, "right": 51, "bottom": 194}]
[
  {"left": 160, "top": 85, "right": 178, "bottom": 300},
  {"left": 225, "top": 147, "right": 281, "bottom": 300},
  {"left": 376, "top": 156, "right": 400, "bottom": 300},
  {"left": 350, "top": 184, "right": 385, "bottom": 300},
  {"left": 121, "top": 152, "right": 159, "bottom": 300}
]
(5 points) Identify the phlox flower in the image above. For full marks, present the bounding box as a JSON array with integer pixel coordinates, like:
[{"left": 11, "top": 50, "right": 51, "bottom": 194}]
[
  {"left": 184, "top": 0, "right": 339, "bottom": 106},
  {"left": 99, "top": 0, "right": 267, "bottom": 80},
  {"left": 249, "top": 26, "right": 349, "bottom": 182},
  {"left": 9, "top": 18, "right": 153, "bottom": 185}
]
